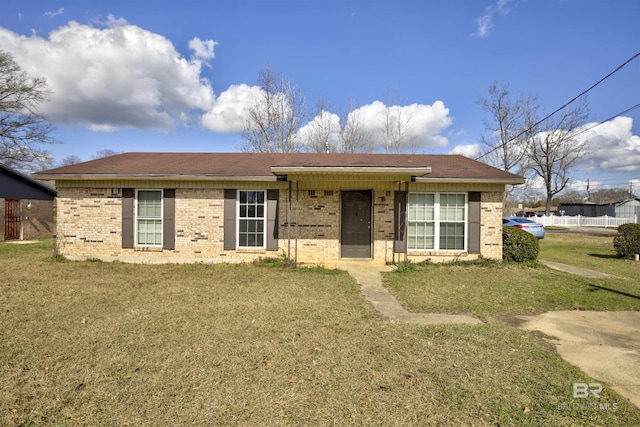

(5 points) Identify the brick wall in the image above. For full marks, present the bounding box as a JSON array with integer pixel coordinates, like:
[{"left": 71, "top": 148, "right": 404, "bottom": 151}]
[
  {"left": 480, "top": 191, "right": 504, "bottom": 259},
  {"left": 54, "top": 183, "right": 506, "bottom": 264}
]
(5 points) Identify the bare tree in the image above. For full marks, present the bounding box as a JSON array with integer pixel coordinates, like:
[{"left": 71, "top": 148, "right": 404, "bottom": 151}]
[
  {"left": 379, "top": 103, "right": 417, "bottom": 153},
  {"left": 477, "top": 82, "right": 537, "bottom": 175},
  {"left": 524, "top": 98, "right": 590, "bottom": 215},
  {"left": 381, "top": 105, "right": 414, "bottom": 153},
  {"left": 590, "top": 187, "right": 636, "bottom": 204},
  {"left": 304, "top": 98, "right": 374, "bottom": 153},
  {"left": 59, "top": 155, "right": 82, "bottom": 166},
  {"left": 92, "top": 149, "right": 122, "bottom": 159},
  {"left": 305, "top": 97, "right": 339, "bottom": 153},
  {"left": 337, "top": 99, "right": 373, "bottom": 153},
  {"left": 241, "top": 67, "right": 306, "bottom": 153},
  {"left": 0, "top": 50, "right": 57, "bottom": 171}
]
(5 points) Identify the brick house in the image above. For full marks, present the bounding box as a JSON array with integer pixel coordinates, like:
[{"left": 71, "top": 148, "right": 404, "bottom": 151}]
[
  {"left": 34, "top": 152, "right": 523, "bottom": 265},
  {"left": 1, "top": 164, "right": 57, "bottom": 242}
]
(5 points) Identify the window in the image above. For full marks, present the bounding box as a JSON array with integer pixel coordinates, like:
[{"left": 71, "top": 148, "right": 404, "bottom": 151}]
[
  {"left": 136, "top": 190, "right": 162, "bottom": 246},
  {"left": 408, "top": 193, "right": 466, "bottom": 251},
  {"left": 238, "top": 190, "right": 265, "bottom": 248},
  {"left": 439, "top": 194, "right": 466, "bottom": 250},
  {"left": 408, "top": 193, "right": 434, "bottom": 250}
]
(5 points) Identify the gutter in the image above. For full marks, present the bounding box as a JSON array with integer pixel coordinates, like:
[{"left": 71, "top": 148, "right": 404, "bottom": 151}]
[
  {"left": 31, "top": 173, "right": 279, "bottom": 182},
  {"left": 270, "top": 166, "right": 432, "bottom": 174},
  {"left": 414, "top": 177, "right": 525, "bottom": 185}
]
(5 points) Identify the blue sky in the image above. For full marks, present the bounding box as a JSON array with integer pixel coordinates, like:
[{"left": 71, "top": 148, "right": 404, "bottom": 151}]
[{"left": 1, "top": 0, "right": 639, "bottom": 194}]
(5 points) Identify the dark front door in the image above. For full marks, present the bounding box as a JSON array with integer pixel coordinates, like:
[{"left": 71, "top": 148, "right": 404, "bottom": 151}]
[
  {"left": 341, "top": 190, "right": 372, "bottom": 258},
  {"left": 4, "top": 199, "right": 21, "bottom": 240}
]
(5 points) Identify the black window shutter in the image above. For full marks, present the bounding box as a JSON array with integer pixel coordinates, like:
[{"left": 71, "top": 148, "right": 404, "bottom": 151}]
[
  {"left": 394, "top": 191, "right": 407, "bottom": 253},
  {"left": 163, "top": 189, "right": 175, "bottom": 250},
  {"left": 223, "top": 189, "right": 236, "bottom": 250},
  {"left": 122, "top": 188, "right": 134, "bottom": 248},
  {"left": 266, "top": 189, "right": 279, "bottom": 251},
  {"left": 468, "top": 192, "right": 481, "bottom": 254}
]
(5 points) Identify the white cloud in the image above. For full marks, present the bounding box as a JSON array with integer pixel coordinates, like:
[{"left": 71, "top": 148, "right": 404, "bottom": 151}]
[
  {"left": 44, "top": 8, "right": 64, "bottom": 18},
  {"left": 189, "top": 37, "right": 217, "bottom": 61},
  {"left": 296, "top": 110, "right": 342, "bottom": 150},
  {"left": 450, "top": 144, "right": 480, "bottom": 158},
  {"left": 352, "top": 100, "right": 452, "bottom": 150},
  {"left": 0, "top": 17, "right": 215, "bottom": 131},
  {"left": 576, "top": 116, "right": 640, "bottom": 172},
  {"left": 202, "top": 92, "right": 453, "bottom": 149},
  {"left": 472, "top": 0, "right": 513, "bottom": 38},
  {"left": 474, "top": 11, "right": 493, "bottom": 38},
  {"left": 201, "top": 84, "right": 262, "bottom": 133}
]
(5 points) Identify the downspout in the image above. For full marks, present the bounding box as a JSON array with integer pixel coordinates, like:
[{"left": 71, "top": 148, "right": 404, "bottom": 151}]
[
  {"left": 395, "top": 181, "right": 401, "bottom": 265},
  {"left": 295, "top": 180, "right": 299, "bottom": 267},
  {"left": 404, "top": 180, "right": 409, "bottom": 264},
  {"left": 288, "top": 180, "right": 292, "bottom": 265}
]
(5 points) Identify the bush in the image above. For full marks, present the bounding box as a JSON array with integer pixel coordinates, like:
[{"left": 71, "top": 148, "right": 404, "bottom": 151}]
[
  {"left": 502, "top": 226, "right": 539, "bottom": 262},
  {"left": 613, "top": 223, "right": 640, "bottom": 259}
]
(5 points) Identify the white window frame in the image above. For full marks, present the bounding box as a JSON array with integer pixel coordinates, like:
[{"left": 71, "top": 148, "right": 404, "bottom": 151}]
[
  {"left": 135, "top": 189, "right": 163, "bottom": 247},
  {"left": 236, "top": 190, "right": 266, "bottom": 249},
  {"left": 408, "top": 192, "right": 467, "bottom": 252}
]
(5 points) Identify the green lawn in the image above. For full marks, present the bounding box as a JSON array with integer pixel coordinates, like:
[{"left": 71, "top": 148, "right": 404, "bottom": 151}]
[{"left": 1, "top": 239, "right": 639, "bottom": 426}]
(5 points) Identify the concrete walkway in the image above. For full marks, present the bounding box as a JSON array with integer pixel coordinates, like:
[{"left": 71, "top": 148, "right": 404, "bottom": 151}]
[
  {"left": 340, "top": 262, "right": 483, "bottom": 325},
  {"left": 514, "top": 311, "right": 640, "bottom": 409},
  {"left": 539, "top": 259, "right": 615, "bottom": 278}
]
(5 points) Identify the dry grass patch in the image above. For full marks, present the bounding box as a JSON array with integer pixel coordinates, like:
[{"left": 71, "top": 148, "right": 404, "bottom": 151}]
[
  {"left": 1, "top": 241, "right": 639, "bottom": 425},
  {"left": 386, "top": 232, "right": 640, "bottom": 317},
  {"left": 385, "top": 262, "right": 640, "bottom": 317}
]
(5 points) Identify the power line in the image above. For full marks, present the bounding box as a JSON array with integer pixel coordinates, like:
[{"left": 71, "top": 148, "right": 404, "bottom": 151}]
[
  {"left": 568, "top": 102, "right": 640, "bottom": 140},
  {"left": 476, "top": 51, "right": 640, "bottom": 161}
]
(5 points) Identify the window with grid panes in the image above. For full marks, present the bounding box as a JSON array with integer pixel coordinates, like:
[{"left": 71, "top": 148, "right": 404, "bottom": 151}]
[
  {"left": 136, "top": 190, "right": 162, "bottom": 246},
  {"left": 408, "top": 193, "right": 466, "bottom": 251},
  {"left": 238, "top": 190, "right": 265, "bottom": 248}
]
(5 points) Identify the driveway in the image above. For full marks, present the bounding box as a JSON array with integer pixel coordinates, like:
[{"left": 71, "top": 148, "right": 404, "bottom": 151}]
[{"left": 511, "top": 311, "right": 640, "bottom": 409}]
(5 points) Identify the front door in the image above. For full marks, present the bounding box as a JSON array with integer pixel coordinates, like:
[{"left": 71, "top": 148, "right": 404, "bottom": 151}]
[
  {"left": 341, "top": 190, "right": 372, "bottom": 258},
  {"left": 4, "top": 199, "right": 21, "bottom": 240}
]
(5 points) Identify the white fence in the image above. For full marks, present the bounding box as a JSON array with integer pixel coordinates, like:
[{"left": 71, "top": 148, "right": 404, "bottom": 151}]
[{"left": 532, "top": 214, "right": 637, "bottom": 227}]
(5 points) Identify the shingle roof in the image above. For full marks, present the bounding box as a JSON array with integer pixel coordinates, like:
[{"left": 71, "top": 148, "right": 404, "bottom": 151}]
[
  {"left": 34, "top": 152, "right": 524, "bottom": 183},
  {"left": 1, "top": 163, "right": 57, "bottom": 199}
]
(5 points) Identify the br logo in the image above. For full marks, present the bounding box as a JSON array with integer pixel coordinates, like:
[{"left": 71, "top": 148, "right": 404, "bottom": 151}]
[{"left": 573, "top": 383, "right": 602, "bottom": 398}]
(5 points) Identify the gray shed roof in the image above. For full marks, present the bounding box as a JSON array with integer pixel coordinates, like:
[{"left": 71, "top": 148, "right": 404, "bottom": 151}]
[{"left": 0, "top": 164, "right": 57, "bottom": 200}]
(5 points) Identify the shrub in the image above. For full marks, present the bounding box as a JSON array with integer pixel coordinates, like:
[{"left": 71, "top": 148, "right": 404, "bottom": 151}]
[
  {"left": 613, "top": 223, "right": 640, "bottom": 259},
  {"left": 502, "top": 226, "right": 539, "bottom": 262},
  {"left": 395, "top": 261, "right": 417, "bottom": 273}
]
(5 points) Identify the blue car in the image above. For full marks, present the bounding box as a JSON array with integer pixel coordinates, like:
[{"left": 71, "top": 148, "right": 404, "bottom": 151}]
[{"left": 503, "top": 217, "right": 545, "bottom": 239}]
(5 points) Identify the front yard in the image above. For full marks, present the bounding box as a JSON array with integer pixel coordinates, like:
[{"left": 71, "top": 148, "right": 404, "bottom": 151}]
[
  {"left": 384, "top": 233, "right": 640, "bottom": 317},
  {"left": 1, "top": 236, "right": 639, "bottom": 426}
]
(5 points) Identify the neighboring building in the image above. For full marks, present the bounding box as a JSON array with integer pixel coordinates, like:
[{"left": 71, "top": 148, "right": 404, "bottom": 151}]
[
  {"left": 1, "top": 164, "right": 57, "bottom": 242},
  {"left": 34, "top": 152, "right": 524, "bottom": 265},
  {"left": 558, "top": 200, "right": 640, "bottom": 220},
  {"left": 614, "top": 198, "right": 640, "bottom": 222},
  {"left": 558, "top": 203, "right": 615, "bottom": 217}
]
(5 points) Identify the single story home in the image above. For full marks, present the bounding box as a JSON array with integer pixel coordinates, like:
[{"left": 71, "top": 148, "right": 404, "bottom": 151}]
[
  {"left": 33, "top": 152, "right": 523, "bottom": 265},
  {"left": 1, "top": 164, "right": 57, "bottom": 242}
]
